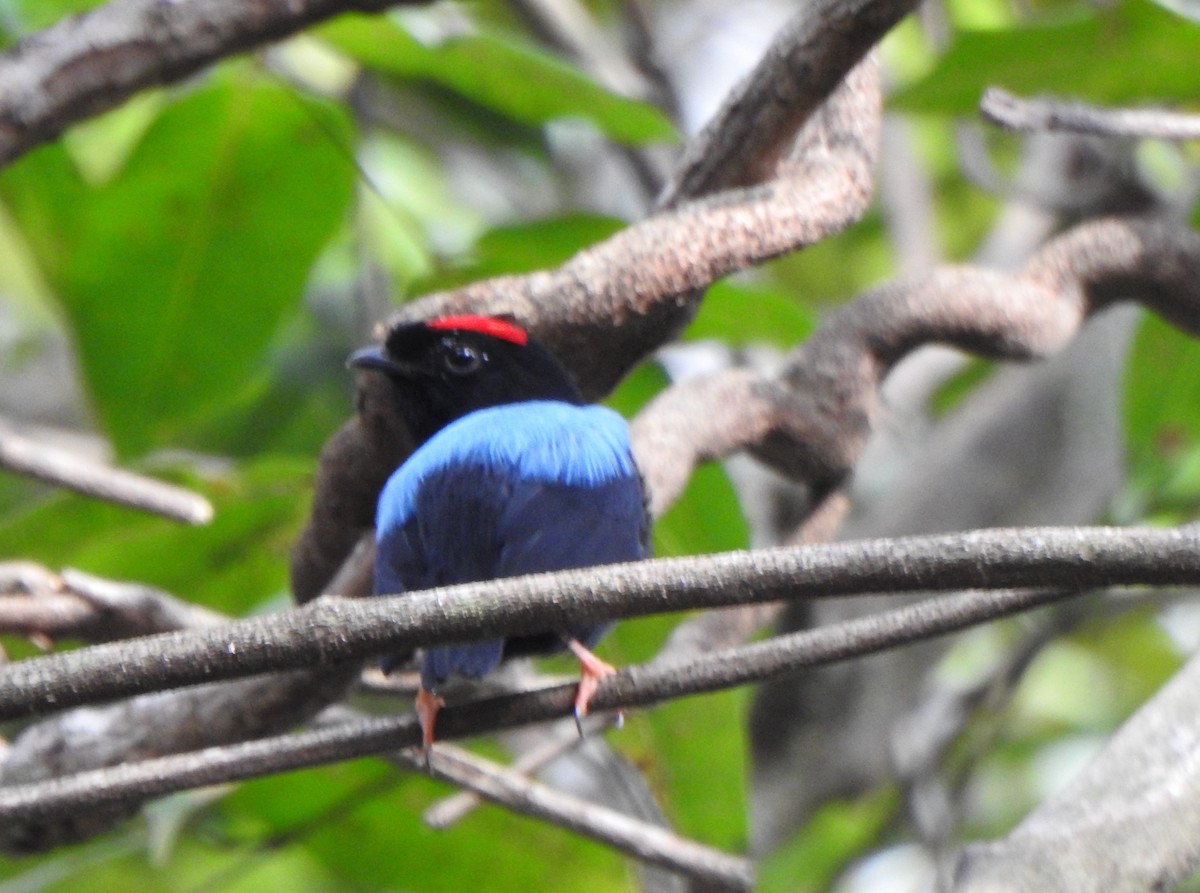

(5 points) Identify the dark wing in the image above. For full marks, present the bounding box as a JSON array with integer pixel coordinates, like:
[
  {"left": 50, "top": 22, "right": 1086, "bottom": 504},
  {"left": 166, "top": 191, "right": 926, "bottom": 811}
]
[
  {"left": 497, "top": 474, "right": 649, "bottom": 574},
  {"left": 375, "top": 463, "right": 505, "bottom": 593},
  {"left": 374, "top": 463, "right": 509, "bottom": 683},
  {"left": 496, "top": 471, "right": 649, "bottom": 656}
]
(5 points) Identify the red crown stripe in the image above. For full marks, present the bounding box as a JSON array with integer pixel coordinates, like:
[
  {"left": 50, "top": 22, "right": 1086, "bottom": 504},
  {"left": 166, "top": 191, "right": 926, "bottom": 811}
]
[{"left": 427, "top": 315, "right": 529, "bottom": 345}]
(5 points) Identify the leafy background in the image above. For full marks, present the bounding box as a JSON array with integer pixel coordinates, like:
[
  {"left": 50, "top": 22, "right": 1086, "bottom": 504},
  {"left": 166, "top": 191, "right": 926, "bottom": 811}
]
[{"left": 0, "top": 0, "right": 1198, "bottom": 891}]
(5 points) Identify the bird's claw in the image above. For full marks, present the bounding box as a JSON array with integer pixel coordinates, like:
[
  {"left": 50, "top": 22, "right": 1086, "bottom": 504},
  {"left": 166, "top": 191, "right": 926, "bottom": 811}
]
[
  {"left": 566, "top": 638, "right": 619, "bottom": 737},
  {"left": 415, "top": 687, "right": 445, "bottom": 768}
]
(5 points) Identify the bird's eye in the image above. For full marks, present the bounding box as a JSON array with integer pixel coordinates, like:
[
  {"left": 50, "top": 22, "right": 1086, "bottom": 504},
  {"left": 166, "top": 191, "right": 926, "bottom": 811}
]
[{"left": 441, "top": 340, "right": 486, "bottom": 376}]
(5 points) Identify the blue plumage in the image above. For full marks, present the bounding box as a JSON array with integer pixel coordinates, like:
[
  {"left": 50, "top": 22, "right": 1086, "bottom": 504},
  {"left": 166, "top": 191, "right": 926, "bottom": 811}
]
[
  {"left": 379, "top": 398, "right": 652, "bottom": 691},
  {"left": 352, "top": 315, "right": 649, "bottom": 747},
  {"left": 374, "top": 403, "right": 648, "bottom": 697},
  {"left": 376, "top": 401, "right": 640, "bottom": 536}
]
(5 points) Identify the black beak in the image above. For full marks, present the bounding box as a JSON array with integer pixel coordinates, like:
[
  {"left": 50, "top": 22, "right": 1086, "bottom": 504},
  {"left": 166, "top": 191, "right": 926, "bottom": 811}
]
[{"left": 347, "top": 345, "right": 413, "bottom": 377}]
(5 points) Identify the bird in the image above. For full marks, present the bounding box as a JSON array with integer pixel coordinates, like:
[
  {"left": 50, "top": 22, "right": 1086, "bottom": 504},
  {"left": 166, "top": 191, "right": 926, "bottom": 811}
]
[{"left": 349, "top": 314, "right": 649, "bottom": 748}]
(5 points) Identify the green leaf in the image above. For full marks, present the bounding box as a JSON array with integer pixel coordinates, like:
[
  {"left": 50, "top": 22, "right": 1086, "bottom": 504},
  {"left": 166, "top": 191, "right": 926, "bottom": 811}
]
[
  {"left": 764, "top": 209, "right": 893, "bottom": 302},
  {"left": 1123, "top": 311, "right": 1200, "bottom": 491},
  {"left": 930, "top": 357, "right": 997, "bottom": 416},
  {"left": 653, "top": 462, "right": 750, "bottom": 558},
  {"left": 421, "top": 214, "right": 625, "bottom": 294},
  {"left": 758, "top": 790, "right": 897, "bottom": 893},
  {"left": 469, "top": 214, "right": 626, "bottom": 275},
  {"left": 1068, "top": 608, "right": 1181, "bottom": 722},
  {"left": 686, "top": 280, "right": 815, "bottom": 348},
  {"left": 892, "top": 0, "right": 1200, "bottom": 114},
  {"left": 224, "top": 764, "right": 627, "bottom": 893},
  {"left": 604, "top": 361, "right": 668, "bottom": 421},
  {"left": 0, "top": 456, "right": 313, "bottom": 615},
  {"left": 0, "top": 72, "right": 356, "bottom": 457},
  {"left": 0, "top": 826, "right": 345, "bottom": 893},
  {"left": 644, "top": 687, "right": 749, "bottom": 849},
  {"left": 4, "top": 0, "right": 104, "bottom": 33},
  {"left": 606, "top": 363, "right": 750, "bottom": 558},
  {"left": 185, "top": 308, "right": 360, "bottom": 458},
  {"left": 318, "top": 14, "right": 677, "bottom": 146}
]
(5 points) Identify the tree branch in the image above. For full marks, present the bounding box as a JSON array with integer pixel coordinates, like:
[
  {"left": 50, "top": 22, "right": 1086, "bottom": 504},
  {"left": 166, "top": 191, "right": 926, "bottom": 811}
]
[
  {"left": 0, "top": 419, "right": 212, "bottom": 524},
  {"left": 318, "top": 707, "right": 730, "bottom": 885},
  {"left": 981, "top": 86, "right": 1200, "bottom": 141},
  {"left": 423, "top": 745, "right": 755, "bottom": 891},
  {"left": 0, "top": 557, "right": 366, "bottom": 852},
  {"left": 631, "top": 217, "right": 1200, "bottom": 513},
  {"left": 421, "top": 713, "right": 617, "bottom": 828},
  {"left": 2, "top": 525, "right": 1198, "bottom": 721},
  {"left": 0, "top": 581, "right": 1102, "bottom": 826},
  {"left": 384, "top": 50, "right": 884, "bottom": 395},
  {"left": 0, "top": 565, "right": 225, "bottom": 641},
  {"left": 952, "top": 638, "right": 1200, "bottom": 893},
  {"left": 0, "top": 0, "right": 439, "bottom": 170},
  {"left": 660, "top": 0, "right": 915, "bottom": 203}
]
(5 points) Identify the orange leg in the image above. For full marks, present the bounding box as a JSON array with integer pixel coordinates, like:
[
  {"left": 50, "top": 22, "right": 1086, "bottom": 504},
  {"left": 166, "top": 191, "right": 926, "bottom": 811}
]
[
  {"left": 565, "top": 638, "right": 619, "bottom": 734},
  {"left": 415, "top": 687, "right": 445, "bottom": 753}
]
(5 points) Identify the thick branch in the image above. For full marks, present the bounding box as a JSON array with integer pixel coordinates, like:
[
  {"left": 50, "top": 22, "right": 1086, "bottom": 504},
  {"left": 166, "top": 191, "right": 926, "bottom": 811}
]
[
  {"left": 661, "top": 0, "right": 917, "bottom": 202},
  {"left": 3, "top": 525, "right": 1199, "bottom": 720},
  {"left": 0, "top": 555, "right": 368, "bottom": 852},
  {"left": 0, "top": 583, "right": 1095, "bottom": 826},
  {"left": 952, "top": 642, "right": 1200, "bottom": 893},
  {"left": 0, "top": 0, "right": 433, "bottom": 169},
  {"left": 384, "top": 52, "right": 883, "bottom": 396},
  {"left": 632, "top": 217, "right": 1200, "bottom": 509}
]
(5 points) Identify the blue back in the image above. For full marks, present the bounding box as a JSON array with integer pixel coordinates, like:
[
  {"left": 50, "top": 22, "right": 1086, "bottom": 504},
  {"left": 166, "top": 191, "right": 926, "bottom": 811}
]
[{"left": 374, "top": 401, "right": 649, "bottom": 689}]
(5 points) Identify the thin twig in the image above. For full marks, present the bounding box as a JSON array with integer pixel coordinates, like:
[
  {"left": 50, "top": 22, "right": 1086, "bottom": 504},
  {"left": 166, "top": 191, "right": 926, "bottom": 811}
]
[
  {"left": 981, "top": 87, "right": 1200, "bottom": 141},
  {"left": 422, "top": 713, "right": 615, "bottom": 828},
  {"left": 422, "top": 745, "right": 755, "bottom": 891},
  {"left": 0, "top": 565, "right": 225, "bottom": 641},
  {"left": 0, "top": 421, "right": 212, "bottom": 525},
  {"left": 891, "top": 605, "right": 1085, "bottom": 858},
  {"left": 0, "top": 583, "right": 1090, "bottom": 825}
]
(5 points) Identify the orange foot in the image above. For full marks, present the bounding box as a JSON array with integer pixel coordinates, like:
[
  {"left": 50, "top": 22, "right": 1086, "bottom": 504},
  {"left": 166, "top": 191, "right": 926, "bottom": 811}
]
[
  {"left": 565, "top": 638, "right": 620, "bottom": 734},
  {"left": 415, "top": 686, "right": 446, "bottom": 755}
]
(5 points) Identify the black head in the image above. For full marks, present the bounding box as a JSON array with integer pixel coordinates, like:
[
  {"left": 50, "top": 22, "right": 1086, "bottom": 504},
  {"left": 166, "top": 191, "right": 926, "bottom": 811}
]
[{"left": 349, "top": 315, "right": 583, "bottom": 444}]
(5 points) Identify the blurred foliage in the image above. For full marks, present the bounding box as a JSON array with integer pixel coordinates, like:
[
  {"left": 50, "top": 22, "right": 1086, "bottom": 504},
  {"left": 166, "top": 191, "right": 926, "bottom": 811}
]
[
  {"left": 317, "top": 14, "right": 676, "bottom": 146},
  {"left": 0, "top": 0, "right": 105, "bottom": 37},
  {"left": 0, "top": 0, "right": 1198, "bottom": 891},
  {"left": 892, "top": 0, "right": 1200, "bottom": 113},
  {"left": 0, "top": 72, "right": 356, "bottom": 458},
  {"left": 1122, "top": 313, "right": 1200, "bottom": 521}
]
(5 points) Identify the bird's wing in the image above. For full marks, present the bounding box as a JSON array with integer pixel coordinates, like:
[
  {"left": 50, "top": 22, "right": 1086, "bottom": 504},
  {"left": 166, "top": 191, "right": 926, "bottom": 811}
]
[
  {"left": 496, "top": 474, "right": 649, "bottom": 577},
  {"left": 496, "top": 472, "right": 648, "bottom": 653},
  {"left": 375, "top": 463, "right": 509, "bottom": 683},
  {"left": 375, "top": 464, "right": 506, "bottom": 593}
]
